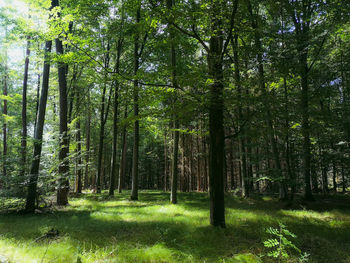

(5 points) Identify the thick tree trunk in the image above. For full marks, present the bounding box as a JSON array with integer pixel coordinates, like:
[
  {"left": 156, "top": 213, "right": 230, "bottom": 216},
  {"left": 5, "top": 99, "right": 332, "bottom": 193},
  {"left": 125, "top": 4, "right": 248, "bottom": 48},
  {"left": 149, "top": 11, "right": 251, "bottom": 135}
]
[
  {"left": 54, "top": 0, "right": 70, "bottom": 205},
  {"left": 25, "top": 40, "right": 52, "bottom": 211},
  {"left": 208, "top": 3, "right": 226, "bottom": 225},
  {"left": 55, "top": 40, "right": 70, "bottom": 205}
]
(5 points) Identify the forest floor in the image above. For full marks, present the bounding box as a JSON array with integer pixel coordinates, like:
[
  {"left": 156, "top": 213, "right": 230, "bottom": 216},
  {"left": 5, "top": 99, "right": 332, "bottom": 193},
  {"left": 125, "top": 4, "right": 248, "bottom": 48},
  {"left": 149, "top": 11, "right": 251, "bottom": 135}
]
[{"left": 0, "top": 191, "right": 349, "bottom": 263}]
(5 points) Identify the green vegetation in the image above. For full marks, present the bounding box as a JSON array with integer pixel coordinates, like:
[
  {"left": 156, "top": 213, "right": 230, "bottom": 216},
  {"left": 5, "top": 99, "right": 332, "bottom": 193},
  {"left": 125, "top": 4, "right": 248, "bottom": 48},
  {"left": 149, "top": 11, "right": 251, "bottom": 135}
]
[{"left": 0, "top": 191, "right": 349, "bottom": 263}]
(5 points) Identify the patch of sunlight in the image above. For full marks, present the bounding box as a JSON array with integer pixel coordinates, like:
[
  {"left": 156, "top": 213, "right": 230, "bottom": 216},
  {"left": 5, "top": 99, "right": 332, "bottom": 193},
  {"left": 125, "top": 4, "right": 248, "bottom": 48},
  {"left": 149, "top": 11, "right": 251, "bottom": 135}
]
[
  {"left": 115, "top": 243, "right": 176, "bottom": 263},
  {"left": 227, "top": 209, "right": 267, "bottom": 222},
  {"left": 223, "top": 253, "right": 262, "bottom": 263},
  {"left": 0, "top": 238, "right": 76, "bottom": 263},
  {"left": 262, "top": 196, "right": 273, "bottom": 201},
  {"left": 280, "top": 210, "right": 334, "bottom": 221}
]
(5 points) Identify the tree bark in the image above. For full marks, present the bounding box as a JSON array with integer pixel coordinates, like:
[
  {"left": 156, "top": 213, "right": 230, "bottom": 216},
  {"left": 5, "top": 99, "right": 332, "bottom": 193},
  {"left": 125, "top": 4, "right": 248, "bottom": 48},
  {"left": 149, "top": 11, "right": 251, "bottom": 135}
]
[
  {"left": 53, "top": 0, "right": 70, "bottom": 205},
  {"left": 109, "top": 39, "right": 122, "bottom": 196},
  {"left": 118, "top": 105, "right": 128, "bottom": 193},
  {"left": 25, "top": 40, "right": 52, "bottom": 211},
  {"left": 21, "top": 37, "right": 30, "bottom": 177},
  {"left": 208, "top": 2, "right": 225, "bottom": 227},
  {"left": 96, "top": 41, "right": 110, "bottom": 194},
  {"left": 131, "top": 6, "right": 141, "bottom": 201}
]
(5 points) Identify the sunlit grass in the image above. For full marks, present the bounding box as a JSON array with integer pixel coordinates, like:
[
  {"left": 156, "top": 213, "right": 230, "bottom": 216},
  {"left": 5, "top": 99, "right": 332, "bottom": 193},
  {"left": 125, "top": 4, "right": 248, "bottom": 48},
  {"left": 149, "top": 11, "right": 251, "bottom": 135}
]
[{"left": 0, "top": 191, "right": 349, "bottom": 262}]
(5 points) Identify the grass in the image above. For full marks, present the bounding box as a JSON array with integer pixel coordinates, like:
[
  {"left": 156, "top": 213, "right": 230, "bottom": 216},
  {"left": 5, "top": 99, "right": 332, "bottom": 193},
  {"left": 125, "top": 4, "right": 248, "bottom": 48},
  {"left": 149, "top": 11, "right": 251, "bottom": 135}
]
[{"left": 0, "top": 191, "right": 349, "bottom": 263}]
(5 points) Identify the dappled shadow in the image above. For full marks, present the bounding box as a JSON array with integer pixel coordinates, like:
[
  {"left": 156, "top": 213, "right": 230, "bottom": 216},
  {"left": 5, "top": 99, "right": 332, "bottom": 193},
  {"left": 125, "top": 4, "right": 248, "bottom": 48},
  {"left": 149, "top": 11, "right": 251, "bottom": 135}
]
[{"left": 0, "top": 192, "right": 349, "bottom": 262}]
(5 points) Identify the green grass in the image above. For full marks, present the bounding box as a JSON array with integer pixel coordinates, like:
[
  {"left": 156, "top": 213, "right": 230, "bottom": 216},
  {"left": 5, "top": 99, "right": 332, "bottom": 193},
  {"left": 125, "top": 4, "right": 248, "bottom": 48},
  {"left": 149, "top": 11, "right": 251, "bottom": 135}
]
[{"left": 0, "top": 191, "right": 350, "bottom": 263}]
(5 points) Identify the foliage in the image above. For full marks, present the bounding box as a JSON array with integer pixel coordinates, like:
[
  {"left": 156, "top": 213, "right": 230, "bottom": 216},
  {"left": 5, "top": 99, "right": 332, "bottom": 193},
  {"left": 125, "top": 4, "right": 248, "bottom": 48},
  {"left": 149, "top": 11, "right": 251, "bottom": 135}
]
[{"left": 263, "top": 222, "right": 310, "bottom": 263}]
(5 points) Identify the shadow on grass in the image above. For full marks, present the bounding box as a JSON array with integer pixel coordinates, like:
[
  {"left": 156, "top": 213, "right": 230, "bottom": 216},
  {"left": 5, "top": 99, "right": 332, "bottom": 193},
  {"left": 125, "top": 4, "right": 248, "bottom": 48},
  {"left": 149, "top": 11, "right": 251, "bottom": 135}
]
[{"left": 0, "top": 192, "right": 349, "bottom": 262}]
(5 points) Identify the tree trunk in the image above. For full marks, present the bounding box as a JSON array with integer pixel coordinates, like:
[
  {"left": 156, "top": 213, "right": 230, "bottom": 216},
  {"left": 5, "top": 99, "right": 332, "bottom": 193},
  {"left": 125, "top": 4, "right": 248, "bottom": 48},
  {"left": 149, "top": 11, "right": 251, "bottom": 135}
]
[
  {"left": 84, "top": 87, "right": 91, "bottom": 189},
  {"left": 109, "top": 39, "right": 122, "bottom": 196},
  {"left": 248, "top": 1, "right": 286, "bottom": 200},
  {"left": 75, "top": 119, "right": 82, "bottom": 193},
  {"left": 2, "top": 34, "right": 8, "bottom": 178},
  {"left": 96, "top": 41, "right": 110, "bottom": 194},
  {"left": 25, "top": 40, "right": 52, "bottom": 211},
  {"left": 21, "top": 37, "right": 30, "bottom": 177},
  {"left": 131, "top": 6, "right": 141, "bottom": 201},
  {"left": 118, "top": 105, "right": 128, "bottom": 193},
  {"left": 208, "top": 2, "right": 226, "bottom": 226}
]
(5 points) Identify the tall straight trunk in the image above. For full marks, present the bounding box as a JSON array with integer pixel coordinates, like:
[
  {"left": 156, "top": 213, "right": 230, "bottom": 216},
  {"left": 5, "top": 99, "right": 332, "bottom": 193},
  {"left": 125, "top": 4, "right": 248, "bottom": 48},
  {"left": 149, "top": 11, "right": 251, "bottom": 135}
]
[
  {"left": 96, "top": 84, "right": 107, "bottom": 193},
  {"left": 167, "top": 0, "right": 180, "bottom": 204},
  {"left": 332, "top": 160, "right": 337, "bottom": 192},
  {"left": 75, "top": 119, "right": 82, "bottom": 193},
  {"left": 300, "top": 47, "right": 313, "bottom": 200},
  {"left": 54, "top": 0, "right": 70, "bottom": 205},
  {"left": 233, "top": 34, "right": 248, "bottom": 197},
  {"left": 131, "top": 6, "right": 141, "bottom": 201},
  {"left": 118, "top": 105, "right": 128, "bottom": 193},
  {"left": 34, "top": 74, "right": 41, "bottom": 128},
  {"left": 96, "top": 42, "right": 110, "bottom": 194},
  {"left": 25, "top": 40, "right": 52, "bottom": 211},
  {"left": 341, "top": 164, "right": 346, "bottom": 192},
  {"left": 197, "top": 133, "right": 201, "bottom": 191},
  {"left": 21, "top": 37, "right": 30, "bottom": 177},
  {"left": 287, "top": 0, "right": 314, "bottom": 200},
  {"left": 109, "top": 39, "right": 122, "bottom": 196},
  {"left": 2, "top": 61, "right": 8, "bottom": 178},
  {"left": 181, "top": 133, "right": 185, "bottom": 191},
  {"left": 84, "top": 88, "right": 91, "bottom": 189},
  {"left": 164, "top": 132, "right": 168, "bottom": 191},
  {"left": 56, "top": 44, "right": 69, "bottom": 203},
  {"left": 248, "top": 1, "right": 286, "bottom": 200},
  {"left": 207, "top": 1, "right": 227, "bottom": 227}
]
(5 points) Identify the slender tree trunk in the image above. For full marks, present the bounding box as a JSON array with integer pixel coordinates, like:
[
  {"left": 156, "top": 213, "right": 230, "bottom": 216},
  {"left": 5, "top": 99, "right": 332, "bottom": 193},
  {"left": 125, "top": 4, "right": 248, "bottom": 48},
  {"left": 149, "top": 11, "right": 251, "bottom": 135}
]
[
  {"left": 96, "top": 42, "right": 110, "bottom": 194},
  {"left": 25, "top": 40, "right": 52, "bottom": 211},
  {"left": 131, "top": 6, "right": 141, "bottom": 201},
  {"left": 118, "top": 106, "right": 128, "bottom": 193},
  {"left": 21, "top": 37, "right": 30, "bottom": 177},
  {"left": 197, "top": 133, "right": 201, "bottom": 192},
  {"left": 2, "top": 66, "right": 8, "bottom": 178},
  {"left": 34, "top": 73, "right": 41, "bottom": 128},
  {"left": 84, "top": 88, "right": 91, "bottom": 189},
  {"left": 300, "top": 49, "right": 313, "bottom": 200},
  {"left": 332, "top": 160, "right": 337, "bottom": 192},
  {"left": 109, "top": 39, "right": 122, "bottom": 196},
  {"left": 248, "top": 1, "right": 286, "bottom": 200},
  {"left": 75, "top": 119, "right": 82, "bottom": 193},
  {"left": 167, "top": 0, "right": 180, "bottom": 204},
  {"left": 164, "top": 132, "right": 168, "bottom": 191}
]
